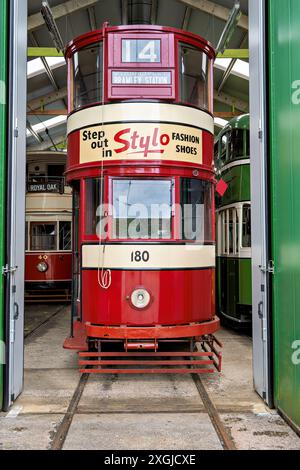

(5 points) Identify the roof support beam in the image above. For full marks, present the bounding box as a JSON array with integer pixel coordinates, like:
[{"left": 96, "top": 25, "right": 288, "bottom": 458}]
[
  {"left": 28, "top": 47, "right": 64, "bottom": 57},
  {"left": 182, "top": 7, "right": 192, "bottom": 30},
  {"left": 214, "top": 111, "right": 242, "bottom": 118},
  {"left": 28, "top": 0, "right": 99, "bottom": 32},
  {"left": 151, "top": 0, "right": 158, "bottom": 25},
  {"left": 27, "top": 47, "right": 249, "bottom": 59},
  {"left": 29, "top": 32, "right": 60, "bottom": 94},
  {"left": 214, "top": 89, "right": 248, "bottom": 113},
  {"left": 87, "top": 6, "right": 97, "bottom": 30},
  {"left": 27, "top": 109, "right": 68, "bottom": 116},
  {"left": 217, "top": 49, "right": 248, "bottom": 59},
  {"left": 178, "top": 0, "right": 248, "bottom": 30},
  {"left": 27, "top": 87, "right": 68, "bottom": 112},
  {"left": 217, "top": 33, "right": 248, "bottom": 92},
  {"left": 27, "top": 87, "right": 247, "bottom": 115},
  {"left": 26, "top": 120, "right": 44, "bottom": 143},
  {"left": 216, "top": 0, "right": 241, "bottom": 55},
  {"left": 27, "top": 134, "right": 67, "bottom": 152},
  {"left": 122, "top": 0, "right": 128, "bottom": 25}
]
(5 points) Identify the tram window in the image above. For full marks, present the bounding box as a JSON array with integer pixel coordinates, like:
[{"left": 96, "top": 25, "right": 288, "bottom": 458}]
[
  {"left": 228, "top": 129, "right": 244, "bottom": 160},
  {"left": 73, "top": 43, "right": 103, "bottom": 109},
  {"left": 25, "top": 222, "right": 28, "bottom": 251},
  {"left": 223, "top": 210, "right": 229, "bottom": 255},
  {"left": 214, "top": 141, "right": 219, "bottom": 163},
  {"left": 220, "top": 208, "right": 239, "bottom": 255},
  {"left": 228, "top": 208, "right": 239, "bottom": 254},
  {"left": 112, "top": 179, "right": 172, "bottom": 239},
  {"left": 236, "top": 211, "right": 239, "bottom": 253},
  {"left": 180, "top": 179, "right": 212, "bottom": 242},
  {"left": 221, "top": 134, "right": 228, "bottom": 164},
  {"left": 178, "top": 43, "right": 209, "bottom": 110},
  {"left": 85, "top": 178, "right": 104, "bottom": 236},
  {"left": 242, "top": 205, "right": 251, "bottom": 248},
  {"left": 59, "top": 221, "right": 71, "bottom": 250},
  {"left": 30, "top": 223, "right": 57, "bottom": 251},
  {"left": 228, "top": 209, "right": 234, "bottom": 254},
  {"left": 48, "top": 164, "right": 65, "bottom": 178},
  {"left": 245, "top": 130, "right": 250, "bottom": 157}
]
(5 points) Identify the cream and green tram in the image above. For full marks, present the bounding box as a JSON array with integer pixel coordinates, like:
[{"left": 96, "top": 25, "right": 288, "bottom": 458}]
[{"left": 215, "top": 115, "right": 252, "bottom": 324}]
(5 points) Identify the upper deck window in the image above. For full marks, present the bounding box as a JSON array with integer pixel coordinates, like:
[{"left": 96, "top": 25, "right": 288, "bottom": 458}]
[
  {"left": 73, "top": 43, "right": 103, "bottom": 109},
  {"left": 217, "top": 127, "right": 249, "bottom": 167},
  {"left": 227, "top": 129, "right": 250, "bottom": 161},
  {"left": 178, "top": 43, "right": 210, "bottom": 111}
]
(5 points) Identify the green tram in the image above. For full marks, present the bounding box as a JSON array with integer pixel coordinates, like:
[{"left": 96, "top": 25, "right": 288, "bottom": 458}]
[{"left": 215, "top": 114, "right": 252, "bottom": 324}]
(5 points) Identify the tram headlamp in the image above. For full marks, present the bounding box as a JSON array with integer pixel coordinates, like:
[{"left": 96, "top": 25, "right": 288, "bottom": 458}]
[
  {"left": 37, "top": 261, "right": 48, "bottom": 273},
  {"left": 130, "top": 288, "right": 150, "bottom": 309}
]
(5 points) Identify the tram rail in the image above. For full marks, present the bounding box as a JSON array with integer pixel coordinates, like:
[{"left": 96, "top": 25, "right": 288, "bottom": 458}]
[{"left": 49, "top": 360, "right": 234, "bottom": 450}]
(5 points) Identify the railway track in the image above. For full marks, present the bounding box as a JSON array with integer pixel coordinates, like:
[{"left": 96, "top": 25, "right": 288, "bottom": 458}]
[
  {"left": 25, "top": 308, "right": 235, "bottom": 450},
  {"left": 25, "top": 305, "right": 236, "bottom": 450},
  {"left": 25, "top": 288, "right": 71, "bottom": 303},
  {"left": 49, "top": 367, "right": 236, "bottom": 451},
  {"left": 24, "top": 304, "right": 67, "bottom": 340}
]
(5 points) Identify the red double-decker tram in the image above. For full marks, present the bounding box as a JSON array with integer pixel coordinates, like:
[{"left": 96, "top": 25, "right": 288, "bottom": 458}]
[
  {"left": 64, "top": 25, "right": 222, "bottom": 373},
  {"left": 25, "top": 151, "right": 72, "bottom": 302}
]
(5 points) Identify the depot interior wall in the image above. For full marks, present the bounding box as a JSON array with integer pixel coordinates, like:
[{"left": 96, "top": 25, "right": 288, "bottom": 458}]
[{"left": 268, "top": 0, "right": 300, "bottom": 430}]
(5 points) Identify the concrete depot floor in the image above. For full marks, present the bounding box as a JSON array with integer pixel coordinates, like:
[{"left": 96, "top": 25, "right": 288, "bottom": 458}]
[{"left": 0, "top": 305, "right": 299, "bottom": 450}]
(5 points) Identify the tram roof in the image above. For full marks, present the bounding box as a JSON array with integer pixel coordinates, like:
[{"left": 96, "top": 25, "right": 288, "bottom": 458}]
[
  {"left": 27, "top": 0, "right": 249, "bottom": 151},
  {"left": 215, "top": 113, "right": 249, "bottom": 140}
]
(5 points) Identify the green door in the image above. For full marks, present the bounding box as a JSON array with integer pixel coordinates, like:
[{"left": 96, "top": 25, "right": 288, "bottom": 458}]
[
  {"left": 269, "top": 0, "right": 300, "bottom": 430},
  {"left": 0, "top": 0, "right": 8, "bottom": 409}
]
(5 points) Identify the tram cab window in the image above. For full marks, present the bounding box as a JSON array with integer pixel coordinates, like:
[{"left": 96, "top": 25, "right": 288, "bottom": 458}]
[
  {"left": 112, "top": 179, "right": 172, "bottom": 240},
  {"left": 242, "top": 204, "right": 251, "bottom": 248},
  {"left": 30, "top": 223, "right": 57, "bottom": 251},
  {"left": 178, "top": 43, "right": 210, "bottom": 110},
  {"left": 59, "top": 221, "right": 71, "bottom": 250},
  {"left": 72, "top": 43, "right": 103, "bottom": 109},
  {"left": 228, "top": 129, "right": 245, "bottom": 160},
  {"left": 180, "top": 179, "right": 212, "bottom": 242},
  {"left": 85, "top": 178, "right": 104, "bottom": 236}
]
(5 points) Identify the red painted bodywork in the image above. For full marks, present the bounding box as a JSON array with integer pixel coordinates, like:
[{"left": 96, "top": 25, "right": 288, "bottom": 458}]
[
  {"left": 64, "top": 25, "right": 219, "bottom": 352},
  {"left": 81, "top": 268, "right": 215, "bottom": 326},
  {"left": 25, "top": 252, "right": 72, "bottom": 283}
]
